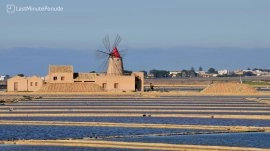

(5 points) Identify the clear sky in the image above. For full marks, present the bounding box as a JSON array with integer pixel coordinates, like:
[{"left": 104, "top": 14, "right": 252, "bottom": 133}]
[{"left": 0, "top": 0, "right": 270, "bottom": 75}]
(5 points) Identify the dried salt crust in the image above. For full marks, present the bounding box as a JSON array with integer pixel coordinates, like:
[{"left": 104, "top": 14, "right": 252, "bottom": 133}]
[{"left": 201, "top": 82, "right": 257, "bottom": 94}]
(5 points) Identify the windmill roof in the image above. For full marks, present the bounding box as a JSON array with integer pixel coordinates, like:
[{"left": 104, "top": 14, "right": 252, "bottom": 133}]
[{"left": 111, "top": 47, "right": 121, "bottom": 58}]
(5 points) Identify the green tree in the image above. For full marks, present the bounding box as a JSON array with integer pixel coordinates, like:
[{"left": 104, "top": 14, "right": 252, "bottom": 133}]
[
  {"left": 208, "top": 68, "right": 217, "bottom": 74},
  {"left": 181, "top": 70, "right": 188, "bottom": 77},
  {"left": 17, "top": 74, "right": 24, "bottom": 77},
  {"left": 199, "top": 66, "right": 203, "bottom": 71},
  {"left": 149, "top": 69, "right": 169, "bottom": 78},
  {"left": 176, "top": 73, "right": 182, "bottom": 78},
  {"left": 189, "top": 67, "right": 196, "bottom": 77},
  {"left": 190, "top": 67, "right": 195, "bottom": 72},
  {"left": 243, "top": 71, "right": 255, "bottom": 76}
]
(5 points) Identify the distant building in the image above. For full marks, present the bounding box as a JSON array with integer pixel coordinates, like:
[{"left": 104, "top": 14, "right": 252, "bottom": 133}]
[
  {"left": 7, "top": 75, "right": 43, "bottom": 92},
  {"left": 254, "top": 70, "right": 270, "bottom": 76},
  {"left": 212, "top": 74, "right": 218, "bottom": 77},
  {"left": 0, "top": 75, "right": 10, "bottom": 81},
  {"left": 147, "top": 73, "right": 155, "bottom": 78},
  {"left": 198, "top": 71, "right": 213, "bottom": 78},
  {"left": 218, "top": 69, "right": 230, "bottom": 76},
  {"left": 242, "top": 70, "right": 256, "bottom": 76},
  {"left": 0, "top": 81, "right": 7, "bottom": 90},
  {"left": 234, "top": 70, "right": 244, "bottom": 76},
  {"left": 169, "top": 71, "right": 181, "bottom": 78}
]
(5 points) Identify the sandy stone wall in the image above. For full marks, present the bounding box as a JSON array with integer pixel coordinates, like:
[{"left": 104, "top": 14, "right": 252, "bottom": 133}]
[
  {"left": 95, "top": 75, "right": 135, "bottom": 92},
  {"left": 7, "top": 76, "right": 43, "bottom": 92}
]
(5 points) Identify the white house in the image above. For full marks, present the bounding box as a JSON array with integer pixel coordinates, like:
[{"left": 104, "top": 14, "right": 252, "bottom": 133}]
[
  {"left": 218, "top": 69, "right": 229, "bottom": 75},
  {"left": 0, "top": 75, "right": 10, "bottom": 81},
  {"left": 254, "top": 70, "right": 270, "bottom": 76},
  {"left": 169, "top": 71, "right": 181, "bottom": 78},
  {"left": 198, "top": 71, "right": 207, "bottom": 77}
]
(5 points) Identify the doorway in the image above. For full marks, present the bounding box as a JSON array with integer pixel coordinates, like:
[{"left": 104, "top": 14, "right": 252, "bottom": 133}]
[
  {"left": 135, "top": 77, "right": 142, "bottom": 91},
  {"left": 14, "top": 82, "right": 18, "bottom": 91}
]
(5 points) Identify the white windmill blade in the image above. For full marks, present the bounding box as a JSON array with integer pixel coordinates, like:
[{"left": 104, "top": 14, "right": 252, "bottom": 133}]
[
  {"left": 97, "top": 55, "right": 110, "bottom": 73},
  {"left": 112, "top": 34, "right": 122, "bottom": 48},
  {"left": 102, "top": 35, "right": 111, "bottom": 53}
]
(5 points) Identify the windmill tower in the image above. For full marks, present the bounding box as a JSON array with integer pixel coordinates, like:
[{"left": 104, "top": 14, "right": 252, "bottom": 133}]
[{"left": 97, "top": 35, "right": 124, "bottom": 75}]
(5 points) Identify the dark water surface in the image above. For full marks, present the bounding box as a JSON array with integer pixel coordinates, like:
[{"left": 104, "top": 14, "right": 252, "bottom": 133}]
[
  {"left": 1, "top": 117, "right": 270, "bottom": 127},
  {"left": 0, "top": 125, "right": 211, "bottom": 140},
  {"left": 111, "top": 132, "right": 270, "bottom": 149}
]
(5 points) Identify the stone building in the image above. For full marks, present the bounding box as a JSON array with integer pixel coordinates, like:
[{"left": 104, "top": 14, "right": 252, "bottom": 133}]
[
  {"left": 45, "top": 65, "right": 74, "bottom": 83},
  {"left": 7, "top": 75, "right": 43, "bottom": 92},
  {"left": 41, "top": 65, "right": 144, "bottom": 92},
  {"left": 7, "top": 65, "right": 144, "bottom": 92}
]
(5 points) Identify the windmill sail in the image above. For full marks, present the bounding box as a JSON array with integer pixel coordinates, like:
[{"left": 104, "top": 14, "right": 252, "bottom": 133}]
[{"left": 97, "top": 35, "right": 124, "bottom": 75}]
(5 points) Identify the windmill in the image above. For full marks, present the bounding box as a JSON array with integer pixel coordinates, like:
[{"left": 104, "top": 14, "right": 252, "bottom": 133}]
[{"left": 97, "top": 35, "right": 124, "bottom": 75}]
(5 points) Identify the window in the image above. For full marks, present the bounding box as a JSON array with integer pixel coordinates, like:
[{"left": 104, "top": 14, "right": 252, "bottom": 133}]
[
  {"left": 53, "top": 76, "right": 57, "bottom": 80},
  {"left": 114, "top": 83, "right": 119, "bottom": 89},
  {"left": 30, "top": 82, "right": 33, "bottom": 86},
  {"left": 35, "top": 82, "right": 38, "bottom": 86},
  {"left": 102, "top": 83, "right": 107, "bottom": 89},
  {"left": 61, "top": 76, "right": 65, "bottom": 81}
]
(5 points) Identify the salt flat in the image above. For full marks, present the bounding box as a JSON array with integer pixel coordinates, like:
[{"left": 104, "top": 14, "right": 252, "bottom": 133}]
[{"left": 0, "top": 95, "right": 270, "bottom": 150}]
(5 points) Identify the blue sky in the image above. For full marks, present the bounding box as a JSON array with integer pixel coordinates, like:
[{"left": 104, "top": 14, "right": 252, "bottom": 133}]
[{"left": 0, "top": 0, "right": 270, "bottom": 75}]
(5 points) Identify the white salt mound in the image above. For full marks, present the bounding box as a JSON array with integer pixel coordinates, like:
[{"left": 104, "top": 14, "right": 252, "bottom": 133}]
[{"left": 201, "top": 82, "right": 257, "bottom": 94}]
